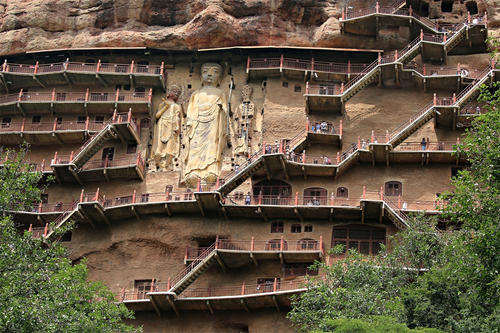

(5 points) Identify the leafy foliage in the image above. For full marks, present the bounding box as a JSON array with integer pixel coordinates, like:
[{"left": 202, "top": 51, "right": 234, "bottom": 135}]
[
  {"left": 0, "top": 147, "right": 140, "bottom": 332},
  {"left": 314, "top": 316, "right": 444, "bottom": 333},
  {"left": 288, "top": 84, "right": 499, "bottom": 332}
]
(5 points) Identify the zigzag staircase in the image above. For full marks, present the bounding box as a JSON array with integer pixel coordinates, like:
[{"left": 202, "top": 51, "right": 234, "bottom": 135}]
[
  {"left": 71, "top": 124, "right": 117, "bottom": 168},
  {"left": 387, "top": 102, "right": 435, "bottom": 146},
  {"left": 454, "top": 67, "right": 493, "bottom": 107},
  {"left": 168, "top": 243, "right": 218, "bottom": 295}
]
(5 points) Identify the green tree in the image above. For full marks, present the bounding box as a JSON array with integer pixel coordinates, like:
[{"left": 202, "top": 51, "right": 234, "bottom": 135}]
[{"left": 0, "top": 147, "right": 140, "bottom": 333}]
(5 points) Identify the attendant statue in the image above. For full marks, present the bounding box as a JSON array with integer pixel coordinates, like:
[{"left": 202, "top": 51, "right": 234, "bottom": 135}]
[
  {"left": 233, "top": 85, "right": 255, "bottom": 156},
  {"left": 183, "top": 63, "right": 228, "bottom": 187},
  {"left": 152, "top": 85, "right": 182, "bottom": 170}
]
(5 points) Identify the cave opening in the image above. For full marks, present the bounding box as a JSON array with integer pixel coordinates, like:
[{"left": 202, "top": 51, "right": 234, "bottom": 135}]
[
  {"left": 441, "top": 0, "right": 454, "bottom": 12},
  {"left": 421, "top": 2, "right": 430, "bottom": 17},
  {"left": 466, "top": 1, "right": 478, "bottom": 14}
]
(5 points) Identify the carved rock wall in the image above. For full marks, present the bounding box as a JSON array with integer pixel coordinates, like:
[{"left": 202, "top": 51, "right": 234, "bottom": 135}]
[{"left": 0, "top": 0, "right": 496, "bottom": 56}]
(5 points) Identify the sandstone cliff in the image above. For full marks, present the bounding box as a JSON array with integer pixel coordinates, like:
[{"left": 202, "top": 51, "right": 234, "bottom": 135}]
[{"left": 0, "top": 0, "right": 497, "bottom": 56}]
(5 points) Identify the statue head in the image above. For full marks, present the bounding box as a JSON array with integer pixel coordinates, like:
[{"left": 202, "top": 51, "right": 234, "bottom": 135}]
[
  {"left": 241, "top": 84, "right": 253, "bottom": 102},
  {"left": 200, "top": 63, "right": 223, "bottom": 87},
  {"left": 167, "top": 85, "right": 181, "bottom": 101}
]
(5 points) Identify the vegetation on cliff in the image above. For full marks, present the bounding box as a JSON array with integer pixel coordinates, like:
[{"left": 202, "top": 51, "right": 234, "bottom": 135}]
[
  {"left": 288, "top": 84, "right": 500, "bottom": 333},
  {"left": 0, "top": 148, "right": 140, "bottom": 332}
]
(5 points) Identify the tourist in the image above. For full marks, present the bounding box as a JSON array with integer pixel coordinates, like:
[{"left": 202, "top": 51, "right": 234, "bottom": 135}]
[
  {"left": 274, "top": 140, "right": 280, "bottom": 153},
  {"left": 421, "top": 138, "right": 427, "bottom": 150},
  {"left": 321, "top": 121, "right": 328, "bottom": 132},
  {"left": 438, "top": 142, "right": 444, "bottom": 150},
  {"left": 476, "top": 106, "right": 481, "bottom": 114},
  {"left": 311, "top": 124, "right": 315, "bottom": 132},
  {"left": 245, "top": 192, "right": 251, "bottom": 205}
]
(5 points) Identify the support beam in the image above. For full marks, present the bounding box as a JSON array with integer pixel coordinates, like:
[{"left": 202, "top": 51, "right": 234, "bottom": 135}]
[
  {"left": 379, "top": 203, "right": 384, "bottom": 223},
  {"left": 249, "top": 253, "right": 258, "bottom": 266},
  {"left": 262, "top": 157, "right": 272, "bottom": 181},
  {"left": 95, "top": 204, "right": 110, "bottom": 225},
  {"left": 196, "top": 197, "right": 205, "bottom": 217},
  {"left": 301, "top": 165, "right": 307, "bottom": 180},
  {"left": 272, "top": 295, "right": 280, "bottom": 312},
  {"left": 257, "top": 207, "right": 268, "bottom": 222},
  {"left": 214, "top": 253, "right": 227, "bottom": 272},
  {"left": 240, "top": 299, "right": 250, "bottom": 313},
  {"left": 78, "top": 207, "right": 95, "bottom": 229},
  {"left": 361, "top": 202, "right": 365, "bottom": 224},
  {"left": 95, "top": 74, "right": 108, "bottom": 87},
  {"left": 164, "top": 203, "right": 172, "bottom": 216},
  {"left": 329, "top": 208, "right": 334, "bottom": 223},
  {"left": 52, "top": 132, "right": 64, "bottom": 147},
  {"left": 206, "top": 300, "right": 214, "bottom": 315},
  {"left": 69, "top": 166, "right": 83, "bottom": 185},
  {"left": 103, "top": 168, "right": 110, "bottom": 182},
  {"left": 131, "top": 206, "right": 140, "bottom": 222},
  {"left": 221, "top": 206, "right": 229, "bottom": 221},
  {"left": 149, "top": 296, "right": 161, "bottom": 317},
  {"left": 279, "top": 156, "right": 289, "bottom": 180},
  {"left": 167, "top": 296, "right": 180, "bottom": 317},
  {"left": 293, "top": 208, "right": 303, "bottom": 222}
]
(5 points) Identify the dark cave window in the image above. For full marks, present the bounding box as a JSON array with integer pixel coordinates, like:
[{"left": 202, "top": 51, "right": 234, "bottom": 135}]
[
  {"left": 465, "top": 1, "right": 478, "bottom": 15},
  {"left": 441, "top": 0, "right": 454, "bottom": 12},
  {"left": 282, "top": 81, "right": 288, "bottom": 88}
]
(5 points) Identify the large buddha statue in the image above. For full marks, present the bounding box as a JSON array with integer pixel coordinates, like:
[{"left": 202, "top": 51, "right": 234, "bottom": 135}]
[
  {"left": 183, "top": 63, "right": 228, "bottom": 187},
  {"left": 152, "top": 85, "right": 182, "bottom": 171}
]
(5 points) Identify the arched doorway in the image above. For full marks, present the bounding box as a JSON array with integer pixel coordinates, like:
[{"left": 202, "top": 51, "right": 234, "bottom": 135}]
[
  {"left": 253, "top": 179, "right": 291, "bottom": 205},
  {"left": 303, "top": 187, "right": 327, "bottom": 205}
]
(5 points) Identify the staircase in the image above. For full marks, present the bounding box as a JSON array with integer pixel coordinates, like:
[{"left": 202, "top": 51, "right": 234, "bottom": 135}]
[
  {"left": 388, "top": 103, "right": 435, "bottom": 146},
  {"left": 342, "top": 60, "right": 379, "bottom": 102},
  {"left": 455, "top": 67, "right": 492, "bottom": 107},
  {"left": 444, "top": 23, "right": 468, "bottom": 52},
  {"left": 71, "top": 124, "right": 117, "bottom": 168},
  {"left": 169, "top": 244, "right": 218, "bottom": 295},
  {"left": 383, "top": 195, "right": 410, "bottom": 230}
]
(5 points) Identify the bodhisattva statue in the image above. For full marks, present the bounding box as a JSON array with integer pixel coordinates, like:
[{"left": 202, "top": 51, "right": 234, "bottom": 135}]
[
  {"left": 183, "top": 63, "right": 228, "bottom": 187},
  {"left": 152, "top": 85, "right": 182, "bottom": 170},
  {"left": 234, "top": 84, "right": 255, "bottom": 156}
]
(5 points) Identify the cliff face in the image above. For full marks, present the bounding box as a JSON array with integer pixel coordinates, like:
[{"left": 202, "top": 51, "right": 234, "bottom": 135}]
[{"left": 0, "top": 0, "right": 497, "bottom": 56}]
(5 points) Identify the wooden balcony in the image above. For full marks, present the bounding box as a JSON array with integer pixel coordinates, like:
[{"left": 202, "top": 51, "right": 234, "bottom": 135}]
[
  {"left": 0, "top": 88, "right": 152, "bottom": 116},
  {"left": 0, "top": 60, "right": 167, "bottom": 92}
]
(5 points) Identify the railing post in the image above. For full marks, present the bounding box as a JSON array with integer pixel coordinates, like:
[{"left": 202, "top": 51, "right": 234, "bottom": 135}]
[
  {"left": 467, "top": 11, "right": 471, "bottom": 24},
  {"left": 132, "top": 189, "right": 136, "bottom": 204},
  {"left": 246, "top": 56, "right": 250, "bottom": 73},
  {"left": 443, "top": 34, "right": 447, "bottom": 43},
  {"left": 385, "top": 130, "right": 389, "bottom": 143},
  {"left": 85, "top": 88, "right": 89, "bottom": 103},
  {"left": 96, "top": 59, "right": 101, "bottom": 72},
  {"left": 21, "top": 118, "right": 25, "bottom": 132},
  {"left": 306, "top": 117, "right": 309, "bottom": 131},
  {"left": 453, "top": 93, "right": 456, "bottom": 104},
  {"left": 363, "top": 185, "right": 366, "bottom": 199},
  {"left": 80, "top": 189, "right": 84, "bottom": 203},
  {"left": 241, "top": 281, "right": 246, "bottom": 295},
  {"left": 341, "top": 8, "right": 345, "bottom": 20},
  {"left": 371, "top": 130, "right": 375, "bottom": 143},
  {"left": 484, "top": 11, "right": 488, "bottom": 27},
  {"left": 457, "top": 62, "right": 460, "bottom": 75},
  {"left": 456, "top": 137, "right": 460, "bottom": 145},
  {"left": 380, "top": 186, "right": 384, "bottom": 200},
  {"left": 127, "top": 108, "right": 132, "bottom": 123},
  {"left": 197, "top": 177, "right": 201, "bottom": 192},
  {"left": 339, "top": 120, "right": 343, "bottom": 136},
  {"left": 306, "top": 81, "right": 309, "bottom": 94},
  {"left": 43, "top": 223, "right": 48, "bottom": 237},
  {"left": 215, "top": 235, "right": 219, "bottom": 250},
  {"left": 53, "top": 117, "right": 58, "bottom": 131},
  {"left": 320, "top": 235, "right": 323, "bottom": 253},
  {"left": 311, "top": 57, "right": 315, "bottom": 72},
  {"left": 295, "top": 192, "right": 299, "bottom": 205},
  {"left": 423, "top": 64, "right": 426, "bottom": 75},
  {"left": 148, "top": 88, "right": 153, "bottom": 104},
  {"left": 112, "top": 109, "right": 117, "bottom": 122},
  {"left": 394, "top": 50, "right": 398, "bottom": 61},
  {"left": 330, "top": 192, "right": 334, "bottom": 206},
  {"left": 160, "top": 61, "right": 165, "bottom": 77},
  {"left": 167, "top": 277, "right": 171, "bottom": 290},
  {"left": 433, "top": 93, "right": 437, "bottom": 106},
  {"left": 258, "top": 191, "right": 263, "bottom": 205},
  {"left": 2, "top": 60, "right": 7, "bottom": 72},
  {"left": 115, "top": 88, "right": 120, "bottom": 103},
  {"left": 398, "top": 195, "right": 401, "bottom": 209},
  {"left": 28, "top": 224, "right": 32, "bottom": 232},
  {"left": 280, "top": 236, "right": 284, "bottom": 251},
  {"left": 18, "top": 88, "right": 23, "bottom": 102},
  {"left": 347, "top": 60, "right": 351, "bottom": 75},
  {"left": 38, "top": 202, "right": 43, "bottom": 213},
  {"left": 53, "top": 151, "right": 58, "bottom": 164},
  {"left": 357, "top": 136, "right": 361, "bottom": 149},
  {"left": 64, "top": 58, "right": 69, "bottom": 71},
  {"left": 85, "top": 116, "right": 89, "bottom": 131},
  {"left": 376, "top": 1, "right": 379, "bottom": 13},
  {"left": 51, "top": 88, "right": 56, "bottom": 103},
  {"left": 273, "top": 277, "right": 278, "bottom": 292},
  {"left": 130, "top": 60, "right": 134, "bottom": 74},
  {"left": 251, "top": 236, "right": 255, "bottom": 251},
  {"left": 184, "top": 247, "right": 188, "bottom": 261},
  {"left": 409, "top": 5, "right": 412, "bottom": 16},
  {"left": 336, "top": 152, "right": 340, "bottom": 164},
  {"left": 41, "top": 159, "right": 45, "bottom": 171},
  {"left": 302, "top": 150, "right": 306, "bottom": 163},
  {"left": 69, "top": 150, "right": 74, "bottom": 162},
  {"left": 95, "top": 187, "right": 100, "bottom": 201},
  {"left": 280, "top": 54, "right": 284, "bottom": 72},
  {"left": 34, "top": 61, "right": 39, "bottom": 74},
  {"left": 378, "top": 53, "right": 381, "bottom": 64},
  {"left": 165, "top": 189, "right": 170, "bottom": 201},
  {"left": 420, "top": 29, "right": 424, "bottom": 41},
  {"left": 341, "top": 82, "right": 344, "bottom": 94},
  {"left": 150, "top": 278, "right": 154, "bottom": 292}
]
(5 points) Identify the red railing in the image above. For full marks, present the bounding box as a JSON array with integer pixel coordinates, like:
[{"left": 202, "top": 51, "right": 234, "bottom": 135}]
[
  {"left": 393, "top": 141, "right": 456, "bottom": 151},
  {"left": 81, "top": 154, "right": 144, "bottom": 171},
  {"left": 389, "top": 102, "right": 434, "bottom": 141},
  {"left": 305, "top": 84, "right": 342, "bottom": 96},
  {"left": 247, "top": 58, "right": 281, "bottom": 69}
]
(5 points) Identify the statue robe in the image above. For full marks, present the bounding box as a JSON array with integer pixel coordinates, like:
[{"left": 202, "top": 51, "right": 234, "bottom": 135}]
[
  {"left": 152, "top": 99, "right": 181, "bottom": 166},
  {"left": 184, "top": 86, "right": 227, "bottom": 185}
]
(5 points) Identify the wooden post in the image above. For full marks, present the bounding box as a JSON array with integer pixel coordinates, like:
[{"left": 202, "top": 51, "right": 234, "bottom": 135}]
[
  {"left": 319, "top": 235, "right": 323, "bottom": 253},
  {"left": 2, "top": 60, "right": 7, "bottom": 72},
  {"left": 150, "top": 278, "right": 154, "bottom": 292},
  {"left": 132, "top": 190, "right": 136, "bottom": 204},
  {"left": 341, "top": 8, "right": 345, "bottom": 20},
  {"left": 311, "top": 57, "right": 315, "bottom": 72},
  {"left": 398, "top": 195, "right": 401, "bottom": 209},
  {"left": 18, "top": 89, "right": 23, "bottom": 102},
  {"left": 330, "top": 192, "right": 334, "bottom": 206},
  {"left": 453, "top": 93, "right": 456, "bottom": 104},
  {"left": 385, "top": 130, "right": 389, "bottom": 143},
  {"left": 85, "top": 116, "right": 89, "bottom": 131},
  {"left": 347, "top": 60, "right": 351, "bottom": 75},
  {"left": 280, "top": 236, "right": 284, "bottom": 251},
  {"left": 371, "top": 130, "right": 375, "bottom": 143},
  {"left": 197, "top": 177, "right": 201, "bottom": 192},
  {"left": 380, "top": 186, "right": 384, "bottom": 200},
  {"left": 241, "top": 281, "right": 246, "bottom": 295},
  {"left": 250, "top": 236, "right": 255, "bottom": 251},
  {"left": 112, "top": 109, "right": 117, "bottom": 122},
  {"left": 80, "top": 189, "right": 84, "bottom": 203},
  {"left": 341, "top": 82, "right": 344, "bottom": 94},
  {"left": 148, "top": 88, "right": 153, "bottom": 104},
  {"left": 339, "top": 120, "right": 343, "bottom": 136},
  {"left": 409, "top": 5, "right": 412, "bottom": 16},
  {"left": 96, "top": 59, "right": 101, "bottom": 72},
  {"left": 485, "top": 11, "right": 488, "bottom": 27},
  {"left": 378, "top": 53, "right": 381, "bottom": 64},
  {"left": 394, "top": 50, "right": 398, "bottom": 61},
  {"left": 127, "top": 108, "right": 132, "bottom": 123},
  {"left": 258, "top": 191, "right": 263, "bottom": 205},
  {"left": 38, "top": 202, "right": 43, "bottom": 213},
  {"left": 305, "top": 81, "right": 309, "bottom": 94},
  {"left": 273, "top": 277, "right": 278, "bottom": 292},
  {"left": 43, "top": 223, "right": 48, "bottom": 237},
  {"left": 280, "top": 54, "right": 284, "bottom": 72},
  {"left": 53, "top": 117, "right": 58, "bottom": 131},
  {"left": 53, "top": 151, "right": 58, "bottom": 164},
  {"left": 95, "top": 187, "right": 100, "bottom": 201},
  {"left": 21, "top": 118, "right": 25, "bottom": 132},
  {"left": 423, "top": 64, "right": 426, "bottom": 75},
  {"left": 34, "top": 61, "right": 39, "bottom": 74},
  {"left": 302, "top": 150, "right": 306, "bottom": 163},
  {"left": 165, "top": 190, "right": 170, "bottom": 201},
  {"left": 420, "top": 29, "right": 424, "bottom": 41},
  {"left": 130, "top": 60, "right": 134, "bottom": 74},
  {"left": 85, "top": 88, "right": 89, "bottom": 103},
  {"left": 69, "top": 150, "right": 74, "bottom": 162},
  {"left": 28, "top": 224, "right": 32, "bottom": 232},
  {"left": 115, "top": 88, "right": 120, "bottom": 103},
  {"left": 376, "top": 1, "right": 379, "bottom": 13},
  {"left": 51, "top": 88, "right": 56, "bottom": 103},
  {"left": 467, "top": 11, "right": 471, "bottom": 24},
  {"left": 443, "top": 34, "right": 447, "bottom": 43},
  {"left": 246, "top": 56, "right": 251, "bottom": 73},
  {"left": 433, "top": 93, "right": 437, "bottom": 106},
  {"left": 215, "top": 235, "right": 219, "bottom": 250},
  {"left": 336, "top": 152, "right": 340, "bottom": 164},
  {"left": 167, "top": 277, "right": 171, "bottom": 290},
  {"left": 295, "top": 192, "right": 299, "bottom": 205},
  {"left": 184, "top": 247, "right": 188, "bottom": 261},
  {"left": 306, "top": 117, "right": 309, "bottom": 131},
  {"left": 357, "top": 136, "right": 361, "bottom": 149},
  {"left": 41, "top": 159, "right": 45, "bottom": 171},
  {"left": 363, "top": 185, "right": 366, "bottom": 199}
]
